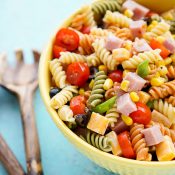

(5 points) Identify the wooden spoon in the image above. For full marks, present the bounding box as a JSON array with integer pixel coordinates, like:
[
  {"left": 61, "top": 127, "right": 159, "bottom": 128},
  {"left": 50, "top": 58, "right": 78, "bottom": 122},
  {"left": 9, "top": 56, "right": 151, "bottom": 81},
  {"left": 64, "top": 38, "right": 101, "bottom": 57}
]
[
  {"left": 0, "top": 134, "right": 26, "bottom": 175},
  {"left": 0, "top": 50, "right": 43, "bottom": 175}
]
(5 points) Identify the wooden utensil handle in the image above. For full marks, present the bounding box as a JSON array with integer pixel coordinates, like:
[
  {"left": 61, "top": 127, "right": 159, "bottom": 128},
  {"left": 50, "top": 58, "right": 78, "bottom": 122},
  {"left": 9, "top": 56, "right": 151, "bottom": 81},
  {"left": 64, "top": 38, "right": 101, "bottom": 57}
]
[
  {"left": 0, "top": 134, "right": 25, "bottom": 175},
  {"left": 19, "top": 87, "right": 43, "bottom": 175}
]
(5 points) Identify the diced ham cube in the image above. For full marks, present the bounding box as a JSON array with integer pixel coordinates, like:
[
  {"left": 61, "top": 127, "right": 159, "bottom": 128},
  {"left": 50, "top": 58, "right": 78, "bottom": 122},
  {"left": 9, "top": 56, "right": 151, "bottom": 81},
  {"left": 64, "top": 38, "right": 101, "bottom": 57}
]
[
  {"left": 117, "top": 93, "right": 137, "bottom": 116},
  {"left": 130, "top": 21, "right": 146, "bottom": 38},
  {"left": 105, "top": 35, "right": 124, "bottom": 51},
  {"left": 133, "top": 38, "right": 152, "bottom": 52},
  {"left": 163, "top": 39, "right": 175, "bottom": 54},
  {"left": 123, "top": 0, "right": 149, "bottom": 20},
  {"left": 124, "top": 72, "right": 146, "bottom": 92},
  {"left": 141, "top": 126, "right": 164, "bottom": 146}
]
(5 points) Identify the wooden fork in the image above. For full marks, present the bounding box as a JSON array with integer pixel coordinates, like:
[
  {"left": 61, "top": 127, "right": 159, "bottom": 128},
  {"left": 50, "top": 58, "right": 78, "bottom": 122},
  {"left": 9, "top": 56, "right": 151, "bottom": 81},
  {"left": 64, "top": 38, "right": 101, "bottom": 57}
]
[
  {"left": 0, "top": 50, "right": 43, "bottom": 175},
  {"left": 0, "top": 134, "right": 26, "bottom": 175}
]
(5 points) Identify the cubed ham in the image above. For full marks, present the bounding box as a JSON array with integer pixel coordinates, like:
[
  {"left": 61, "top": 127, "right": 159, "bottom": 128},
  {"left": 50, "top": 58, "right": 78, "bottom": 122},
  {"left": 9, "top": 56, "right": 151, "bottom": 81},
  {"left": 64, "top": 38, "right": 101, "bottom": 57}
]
[
  {"left": 133, "top": 38, "right": 152, "bottom": 52},
  {"left": 124, "top": 72, "right": 146, "bottom": 92},
  {"left": 141, "top": 126, "right": 164, "bottom": 146},
  {"left": 105, "top": 35, "right": 124, "bottom": 51},
  {"left": 163, "top": 39, "right": 175, "bottom": 54},
  {"left": 130, "top": 21, "right": 146, "bottom": 38},
  {"left": 122, "top": 0, "right": 149, "bottom": 20},
  {"left": 117, "top": 93, "right": 137, "bottom": 116}
]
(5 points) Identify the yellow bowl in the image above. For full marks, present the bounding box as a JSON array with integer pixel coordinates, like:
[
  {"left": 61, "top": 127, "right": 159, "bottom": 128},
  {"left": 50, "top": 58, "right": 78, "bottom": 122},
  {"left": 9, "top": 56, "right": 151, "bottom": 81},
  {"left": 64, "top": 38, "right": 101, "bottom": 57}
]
[{"left": 39, "top": 2, "right": 175, "bottom": 175}]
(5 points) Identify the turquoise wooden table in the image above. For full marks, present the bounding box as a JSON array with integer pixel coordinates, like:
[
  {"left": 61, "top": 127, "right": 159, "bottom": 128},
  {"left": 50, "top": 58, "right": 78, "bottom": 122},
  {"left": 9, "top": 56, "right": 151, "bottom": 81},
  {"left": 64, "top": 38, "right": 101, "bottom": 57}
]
[{"left": 0, "top": 0, "right": 117, "bottom": 174}]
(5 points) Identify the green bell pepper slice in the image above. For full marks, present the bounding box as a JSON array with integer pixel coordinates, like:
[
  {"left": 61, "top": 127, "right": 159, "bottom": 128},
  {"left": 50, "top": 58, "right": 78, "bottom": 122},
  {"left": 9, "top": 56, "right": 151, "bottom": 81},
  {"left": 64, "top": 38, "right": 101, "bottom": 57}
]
[
  {"left": 137, "top": 60, "right": 149, "bottom": 78},
  {"left": 93, "top": 96, "right": 117, "bottom": 114}
]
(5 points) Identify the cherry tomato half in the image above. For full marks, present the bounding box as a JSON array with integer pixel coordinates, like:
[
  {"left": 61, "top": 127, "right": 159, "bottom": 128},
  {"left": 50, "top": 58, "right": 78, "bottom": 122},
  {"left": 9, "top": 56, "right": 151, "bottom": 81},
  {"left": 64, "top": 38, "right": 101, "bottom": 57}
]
[
  {"left": 70, "top": 95, "right": 86, "bottom": 115},
  {"left": 55, "top": 28, "right": 79, "bottom": 51},
  {"left": 130, "top": 102, "right": 151, "bottom": 125},
  {"left": 118, "top": 131, "right": 135, "bottom": 159},
  {"left": 66, "top": 62, "right": 90, "bottom": 87},
  {"left": 53, "top": 45, "right": 66, "bottom": 58},
  {"left": 108, "top": 70, "right": 123, "bottom": 83},
  {"left": 81, "top": 26, "right": 91, "bottom": 34}
]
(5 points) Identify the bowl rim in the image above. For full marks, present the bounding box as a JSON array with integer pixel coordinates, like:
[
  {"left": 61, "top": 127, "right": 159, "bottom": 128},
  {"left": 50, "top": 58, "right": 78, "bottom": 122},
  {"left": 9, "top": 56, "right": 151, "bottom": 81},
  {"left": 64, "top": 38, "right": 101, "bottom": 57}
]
[{"left": 39, "top": 6, "right": 175, "bottom": 168}]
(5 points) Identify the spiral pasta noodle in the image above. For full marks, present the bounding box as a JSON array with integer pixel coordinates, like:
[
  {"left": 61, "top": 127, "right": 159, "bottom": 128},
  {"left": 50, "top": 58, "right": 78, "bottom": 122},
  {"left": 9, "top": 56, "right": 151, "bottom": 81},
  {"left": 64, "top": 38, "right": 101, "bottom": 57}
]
[
  {"left": 122, "top": 49, "right": 162, "bottom": 69},
  {"left": 79, "top": 34, "right": 98, "bottom": 55},
  {"left": 49, "top": 59, "right": 67, "bottom": 88},
  {"left": 58, "top": 105, "right": 75, "bottom": 123},
  {"left": 130, "top": 123, "right": 152, "bottom": 161},
  {"left": 50, "top": 86, "right": 78, "bottom": 109},
  {"left": 70, "top": 5, "right": 96, "bottom": 31},
  {"left": 153, "top": 99, "right": 175, "bottom": 123},
  {"left": 149, "top": 80, "right": 175, "bottom": 99},
  {"left": 91, "top": 0, "right": 122, "bottom": 24},
  {"left": 105, "top": 103, "right": 120, "bottom": 127},
  {"left": 165, "top": 96, "right": 175, "bottom": 107},
  {"left": 86, "top": 54, "right": 102, "bottom": 67},
  {"left": 87, "top": 71, "right": 107, "bottom": 108},
  {"left": 82, "top": 130, "right": 112, "bottom": 152},
  {"left": 93, "top": 39, "right": 119, "bottom": 70},
  {"left": 167, "top": 65, "right": 175, "bottom": 79},
  {"left": 144, "top": 21, "right": 170, "bottom": 41},
  {"left": 103, "top": 11, "right": 132, "bottom": 28},
  {"left": 90, "top": 27, "right": 112, "bottom": 36}
]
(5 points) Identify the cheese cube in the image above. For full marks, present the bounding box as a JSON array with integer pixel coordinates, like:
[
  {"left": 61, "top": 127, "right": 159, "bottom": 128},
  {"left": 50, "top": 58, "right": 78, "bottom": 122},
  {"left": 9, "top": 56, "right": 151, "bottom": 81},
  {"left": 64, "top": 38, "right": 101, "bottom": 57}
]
[
  {"left": 156, "top": 136, "right": 175, "bottom": 161},
  {"left": 106, "top": 131, "right": 122, "bottom": 156},
  {"left": 87, "top": 112, "right": 109, "bottom": 135}
]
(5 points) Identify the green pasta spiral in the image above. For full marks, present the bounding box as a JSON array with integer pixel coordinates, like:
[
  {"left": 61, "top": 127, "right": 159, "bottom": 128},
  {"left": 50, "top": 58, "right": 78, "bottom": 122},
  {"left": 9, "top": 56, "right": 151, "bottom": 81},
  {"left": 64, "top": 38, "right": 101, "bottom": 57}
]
[
  {"left": 91, "top": 0, "right": 122, "bottom": 24},
  {"left": 82, "top": 131, "right": 112, "bottom": 152},
  {"left": 87, "top": 71, "right": 107, "bottom": 108}
]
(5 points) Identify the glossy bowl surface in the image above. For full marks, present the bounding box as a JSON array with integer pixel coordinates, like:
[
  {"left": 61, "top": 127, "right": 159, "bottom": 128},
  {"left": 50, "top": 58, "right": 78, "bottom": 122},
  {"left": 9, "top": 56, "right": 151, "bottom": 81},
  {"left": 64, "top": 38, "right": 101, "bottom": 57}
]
[{"left": 39, "top": 1, "right": 175, "bottom": 175}]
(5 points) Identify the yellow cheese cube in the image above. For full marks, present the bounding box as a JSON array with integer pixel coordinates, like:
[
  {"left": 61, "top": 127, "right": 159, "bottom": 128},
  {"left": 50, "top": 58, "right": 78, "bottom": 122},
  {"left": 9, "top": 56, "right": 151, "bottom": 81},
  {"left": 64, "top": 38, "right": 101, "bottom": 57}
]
[
  {"left": 106, "top": 131, "right": 122, "bottom": 156},
  {"left": 156, "top": 136, "right": 175, "bottom": 161},
  {"left": 87, "top": 112, "right": 109, "bottom": 135},
  {"left": 138, "top": 91, "right": 151, "bottom": 104}
]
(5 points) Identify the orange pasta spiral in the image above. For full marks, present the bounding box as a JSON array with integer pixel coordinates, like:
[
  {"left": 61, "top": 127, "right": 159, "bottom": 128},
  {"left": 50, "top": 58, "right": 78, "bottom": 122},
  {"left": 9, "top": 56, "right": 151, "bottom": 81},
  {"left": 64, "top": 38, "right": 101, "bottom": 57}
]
[
  {"left": 78, "top": 34, "right": 97, "bottom": 55},
  {"left": 165, "top": 96, "right": 175, "bottom": 107},
  {"left": 130, "top": 123, "right": 152, "bottom": 161},
  {"left": 149, "top": 80, "right": 175, "bottom": 99},
  {"left": 167, "top": 65, "right": 175, "bottom": 79},
  {"left": 107, "top": 26, "right": 133, "bottom": 40}
]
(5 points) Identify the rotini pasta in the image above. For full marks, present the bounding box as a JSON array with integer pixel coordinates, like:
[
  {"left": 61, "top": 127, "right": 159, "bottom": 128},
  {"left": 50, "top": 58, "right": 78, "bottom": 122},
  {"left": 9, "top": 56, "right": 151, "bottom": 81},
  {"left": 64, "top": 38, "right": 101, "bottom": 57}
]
[
  {"left": 91, "top": 0, "right": 122, "bottom": 24},
  {"left": 144, "top": 21, "right": 170, "bottom": 41},
  {"left": 122, "top": 49, "right": 162, "bottom": 69},
  {"left": 130, "top": 123, "right": 152, "bottom": 161},
  {"left": 93, "top": 39, "right": 119, "bottom": 70},
  {"left": 82, "top": 130, "right": 112, "bottom": 152},
  {"left": 59, "top": 52, "right": 86, "bottom": 64},
  {"left": 70, "top": 5, "right": 96, "bottom": 31},
  {"left": 49, "top": 59, "right": 67, "bottom": 88},
  {"left": 165, "top": 96, "right": 175, "bottom": 107},
  {"left": 149, "top": 80, "right": 175, "bottom": 99},
  {"left": 90, "top": 27, "right": 112, "bottom": 36},
  {"left": 86, "top": 53, "right": 102, "bottom": 67},
  {"left": 87, "top": 71, "right": 107, "bottom": 108},
  {"left": 153, "top": 99, "right": 175, "bottom": 123},
  {"left": 105, "top": 103, "right": 120, "bottom": 127},
  {"left": 103, "top": 11, "right": 132, "bottom": 28},
  {"left": 50, "top": 86, "right": 78, "bottom": 109},
  {"left": 58, "top": 105, "right": 75, "bottom": 123},
  {"left": 167, "top": 65, "right": 175, "bottom": 79}
]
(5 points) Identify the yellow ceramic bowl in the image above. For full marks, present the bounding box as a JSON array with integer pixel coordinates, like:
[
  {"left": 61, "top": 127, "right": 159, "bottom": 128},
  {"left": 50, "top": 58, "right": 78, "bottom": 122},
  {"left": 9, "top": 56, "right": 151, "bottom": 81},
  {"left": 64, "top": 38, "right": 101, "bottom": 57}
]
[{"left": 39, "top": 1, "right": 175, "bottom": 175}]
